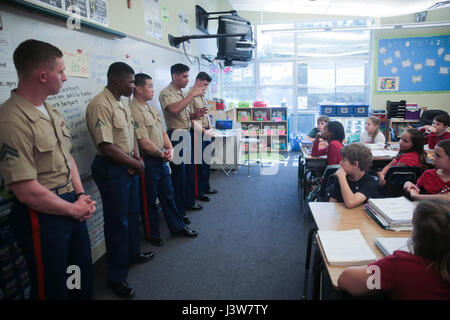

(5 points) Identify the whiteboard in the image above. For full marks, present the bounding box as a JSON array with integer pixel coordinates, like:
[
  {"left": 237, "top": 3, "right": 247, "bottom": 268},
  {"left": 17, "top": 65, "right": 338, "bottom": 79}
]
[
  {"left": 376, "top": 34, "right": 450, "bottom": 93},
  {"left": 0, "top": 5, "right": 203, "bottom": 176}
]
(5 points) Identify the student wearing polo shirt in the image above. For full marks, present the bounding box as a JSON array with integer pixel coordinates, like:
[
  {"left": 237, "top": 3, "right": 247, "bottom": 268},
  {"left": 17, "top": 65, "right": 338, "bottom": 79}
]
[
  {"left": 329, "top": 143, "right": 378, "bottom": 208},
  {"left": 404, "top": 139, "right": 450, "bottom": 200},
  {"left": 377, "top": 128, "right": 427, "bottom": 185},
  {"left": 188, "top": 72, "right": 218, "bottom": 202},
  {"left": 86, "top": 62, "right": 152, "bottom": 299},
  {"left": 419, "top": 113, "right": 450, "bottom": 149},
  {"left": 338, "top": 199, "right": 450, "bottom": 300},
  {"left": 159, "top": 64, "right": 207, "bottom": 224},
  {"left": 129, "top": 73, "right": 198, "bottom": 247},
  {"left": 0, "top": 40, "right": 96, "bottom": 299},
  {"left": 311, "top": 121, "right": 345, "bottom": 165}
]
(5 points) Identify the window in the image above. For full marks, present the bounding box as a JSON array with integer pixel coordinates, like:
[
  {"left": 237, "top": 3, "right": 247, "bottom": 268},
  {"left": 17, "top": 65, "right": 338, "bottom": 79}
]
[
  {"left": 222, "top": 63, "right": 256, "bottom": 104},
  {"left": 218, "top": 20, "right": 371, "bottom": 134}
]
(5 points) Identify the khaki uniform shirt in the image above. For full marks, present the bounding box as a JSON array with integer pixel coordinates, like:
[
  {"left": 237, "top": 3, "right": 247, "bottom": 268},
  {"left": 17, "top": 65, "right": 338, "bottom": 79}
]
[
  {"left": 85, "top": 87, "right": 135, "bottom": 156},
  {"left": 0, "top": 90, "right": 72, "bottom": 189},
  {"left": 188, "top": 87, "right": 210, "bottom": 129},
  {"left": 159, "top": 84, "right": 190, "bottom": 130},
  {"left": 129, "top": 98, "right": 165, "bottom": 150}
]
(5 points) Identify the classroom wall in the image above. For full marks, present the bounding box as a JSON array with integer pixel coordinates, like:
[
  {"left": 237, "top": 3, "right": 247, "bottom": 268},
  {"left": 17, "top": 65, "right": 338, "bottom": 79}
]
[
  {"left": 371, "top": 7, "right": 450, "bottom": 113},
  {"left": 107, "top": 0, "right": 233, "bottom": 57}
]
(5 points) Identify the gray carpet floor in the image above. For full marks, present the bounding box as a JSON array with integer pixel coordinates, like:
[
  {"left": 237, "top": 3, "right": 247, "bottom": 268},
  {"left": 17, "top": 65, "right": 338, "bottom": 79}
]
[{"left": 93, "top": 152, "right": 310, "bottom": 300}]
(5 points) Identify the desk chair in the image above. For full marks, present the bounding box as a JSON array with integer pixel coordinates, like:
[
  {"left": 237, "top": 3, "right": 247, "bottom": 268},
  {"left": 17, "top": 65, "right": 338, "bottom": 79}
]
[
  {"left": 298, "top": 153, "right": 307, "bottom": 221},
  {"left": 381, "top": 166, "right": 422, "bottom": 198},
  {"left": 240, "top": 137, "right": 263, "bottom": 178}
]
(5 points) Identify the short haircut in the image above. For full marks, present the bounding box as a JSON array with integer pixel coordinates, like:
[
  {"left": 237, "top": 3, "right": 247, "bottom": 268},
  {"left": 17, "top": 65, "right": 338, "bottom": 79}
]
[
  {"left": 436, "top": 139, "right": 450, "bottom": 157},
  {"left": 341, "top": 143, "right": 372, "bottom": 172},
  {"left": 196, "top": 71, "right": 212, "bottom": 82},
  {"left": 434, "top": 113, "right": 450, "bottom": 127},
  {"left": 13, "top": 39, "right": 63, "bottom": 77},
  {"left": 134, "top": 73, "right": 152, "bottom": 87},
  {"left": 107, "top": 62, "right": 134, "bottom": 81},
  {"left": 326, "top": 121, "right": 345, "bottom": 143},
  {"left": 171, "top": 63, "right": 189, "bottom": 75},
  {"left": 317, "top": 115, "right": 330, "bottom": 124}
]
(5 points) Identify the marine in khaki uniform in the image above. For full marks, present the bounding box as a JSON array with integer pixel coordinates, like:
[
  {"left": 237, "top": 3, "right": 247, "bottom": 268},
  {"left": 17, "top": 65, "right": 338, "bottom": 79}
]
[
  {"left": 159, "top": 63, "right": 207, "bottom": 223},
  {"left": 189, "top": 72, "right": 218, "bottom": 202},
  {"left": 0, "top": 40, "right": 96, "bottom": 300},
  {"left": 129, "top": 73, "right": 198, "bottom": 247},
  {"left": 85, "top": 62, "right": 152, "bottom": 300}
]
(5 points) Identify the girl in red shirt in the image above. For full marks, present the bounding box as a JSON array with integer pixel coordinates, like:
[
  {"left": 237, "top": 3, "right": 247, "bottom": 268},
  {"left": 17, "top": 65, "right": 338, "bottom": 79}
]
[
  {"left": 404, "top": 139, "right": 450, "bottom": 200},
  {"left": 338, "top": 199, "right": 450, "bottom": 299},
  {"left": 311, "top": 120, "right": 345, "bottom": 165},
  {"left": 377, "top": 128, "right": 427, "bottom": 185}
]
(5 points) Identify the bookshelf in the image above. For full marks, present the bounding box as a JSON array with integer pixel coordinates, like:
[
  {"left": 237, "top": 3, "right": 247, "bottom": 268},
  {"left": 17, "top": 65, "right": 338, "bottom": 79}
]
[
  {"left": 236, "top": 106, "right": 289, "bottom": 152},
  {"left": 387, "top": 118, "right": 421, "bottom": 141}
]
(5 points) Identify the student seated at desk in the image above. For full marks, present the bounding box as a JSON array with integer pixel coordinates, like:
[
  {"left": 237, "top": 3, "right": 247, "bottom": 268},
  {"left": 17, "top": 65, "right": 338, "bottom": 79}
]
[
  {"left": 377, "top": 128, "right": 427, "bottom": 185},
  {"left": 359, "top": 116, "right": 385, "bottom": 145},
  {"left": 338, "top": 199, "right": 450, "bottom": 300},
  {"left": 418, "top": 113, "right": 450, "bottom": 149},
  {"left": 311, "top": 121, "right": 345, "bottom": 165},
  {"left": 329, "top": 143, "right": 378, "bottom": 208},
  {"left": 305, "top": 115, "right": 329, "bottom": 143},
  {"left": 404, "top": 139, "right": 450, "bottom": 201}
]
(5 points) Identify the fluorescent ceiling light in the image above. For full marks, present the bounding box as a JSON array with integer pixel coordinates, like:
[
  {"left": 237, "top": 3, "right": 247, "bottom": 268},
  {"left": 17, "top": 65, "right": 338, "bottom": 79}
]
[{"left": 261, "top": 21, "right": 450, "bottom": 33}]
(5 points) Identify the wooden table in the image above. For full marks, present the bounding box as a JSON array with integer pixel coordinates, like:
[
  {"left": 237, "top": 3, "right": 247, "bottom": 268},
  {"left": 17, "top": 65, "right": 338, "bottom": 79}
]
[{"left": 308, "top": 202, "right": 411, "bottom": 288}]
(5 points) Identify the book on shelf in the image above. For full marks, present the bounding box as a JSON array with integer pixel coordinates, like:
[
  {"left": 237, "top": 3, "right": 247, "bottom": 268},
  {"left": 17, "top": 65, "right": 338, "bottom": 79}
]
[
  {"left": 317, "top": 229, "right": 377, "bottom": 266},
  {"left": 375, "top": 237, "right": 412, "bottom": 256},
  {"left": 367, "top": 197, "right": 416, "bottom": 227}
]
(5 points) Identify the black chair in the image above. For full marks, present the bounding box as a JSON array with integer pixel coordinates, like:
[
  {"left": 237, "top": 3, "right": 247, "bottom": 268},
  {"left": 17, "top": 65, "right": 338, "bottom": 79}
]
[
  {"left": 380, "top": 166, "right": 422, "bottom": 198},
  {"left": 418, "top": 110, "right": 449, "bottom": 127}
]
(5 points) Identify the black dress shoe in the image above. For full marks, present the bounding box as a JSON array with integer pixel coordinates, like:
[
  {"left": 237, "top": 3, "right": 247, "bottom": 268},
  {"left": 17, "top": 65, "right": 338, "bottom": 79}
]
[
  {"left": 183, "top": 216, "right": 191, "bottom": 225},
  {"left": 175, "top": 227, "right": 198, "bottom": 238},
  {"left": 133, "top": 251, "right": 155, "bottom": 264},
  {"left": 206, "top": 189, "right": 218, "bottom": 194},
  {"left": 186, "top": 204, "right": 203, "bottom": 211},
  {"left": 196, "top": 195, "right": 210, "bottom": 202},
  {"left": 109, "top": 280, "right": 135, "bottom": 299},
  {"left": 148, "top": 238, "right": 163, "bottom": 246}
]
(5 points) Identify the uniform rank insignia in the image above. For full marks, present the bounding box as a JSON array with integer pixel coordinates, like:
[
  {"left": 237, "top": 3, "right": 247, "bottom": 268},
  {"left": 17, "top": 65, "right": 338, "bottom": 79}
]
[
  {"left": 133, "top": 121, "right": 139, "bottom": 129},
  {"left": 95, "top": 119, "right": 106, "bottom": 128},
  {"left": 0, "top": 143, "right": 19, "bottom": 163}
]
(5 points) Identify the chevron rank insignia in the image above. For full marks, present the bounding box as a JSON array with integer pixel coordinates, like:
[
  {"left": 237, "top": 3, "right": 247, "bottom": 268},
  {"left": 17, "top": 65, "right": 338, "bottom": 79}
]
[
  {"left": 0, "top": 143, "right": 19, "bottom": 163},
  {"left": 95, "top": 119, "right": 106, "bottom": 128},
  {"left": 133, "top": 120, "right": 139, "bottom": 129}
]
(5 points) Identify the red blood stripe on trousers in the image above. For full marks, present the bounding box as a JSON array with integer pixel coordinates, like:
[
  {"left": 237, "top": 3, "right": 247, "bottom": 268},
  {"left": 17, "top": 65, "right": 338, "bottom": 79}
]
[
  {"left": 139, "top": 159, "right": 152, "bottom": 239},
  {"left": 29, "top": 208, "right": 46, "bottom": 300}
]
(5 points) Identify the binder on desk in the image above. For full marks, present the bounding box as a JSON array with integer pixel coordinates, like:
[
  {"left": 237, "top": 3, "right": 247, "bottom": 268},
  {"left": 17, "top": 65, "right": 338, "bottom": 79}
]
[
  {"left": 362, "top": 206, "right": 413, "bottom": 232},
  {"left": 317, "top": 229, "right": 377, "bottom": 266},
  {"left": 367, "top": 197, "right": 416, "bottom": 227},
  {"left": 375, "top": 237, "right": 411, "bottom": 256}
]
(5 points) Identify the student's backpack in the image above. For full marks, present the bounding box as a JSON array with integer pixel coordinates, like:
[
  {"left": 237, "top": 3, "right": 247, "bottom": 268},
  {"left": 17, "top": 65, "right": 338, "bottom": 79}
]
[{"left": 291, "top": 134, "right": 301, "bottom": 152}]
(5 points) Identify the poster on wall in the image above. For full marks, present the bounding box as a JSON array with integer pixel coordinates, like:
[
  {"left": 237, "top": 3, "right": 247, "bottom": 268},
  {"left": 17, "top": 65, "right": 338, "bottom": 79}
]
[
  {"left": 143, "top": 0, "right": 162, "bottom": 40},
  {"left": 377, "top": 34, "right": 450, "bottom": 93}
]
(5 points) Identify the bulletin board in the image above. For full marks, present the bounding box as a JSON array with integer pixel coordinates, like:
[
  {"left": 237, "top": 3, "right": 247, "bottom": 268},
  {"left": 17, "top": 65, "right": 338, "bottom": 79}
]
[{"left": 376, "top": 34, "right": 450, "bottom": 93}]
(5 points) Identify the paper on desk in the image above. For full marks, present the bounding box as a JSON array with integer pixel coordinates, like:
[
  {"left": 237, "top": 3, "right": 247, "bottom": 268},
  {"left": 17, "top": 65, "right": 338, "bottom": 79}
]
[
  {"left": 318, "top": 229, "right": 377, "bottom": 266},
  {"left": 368, "top": 197, "right": 415, "bottom": 223},
  {"left": 365, "top": 143, "right": 385, "bottom": 150},
  {"left": 375, "top": 237, "right": 411, "bottom": 256},
  {"left": 371, "top": 149, "right": 398, "bottom": 158}
]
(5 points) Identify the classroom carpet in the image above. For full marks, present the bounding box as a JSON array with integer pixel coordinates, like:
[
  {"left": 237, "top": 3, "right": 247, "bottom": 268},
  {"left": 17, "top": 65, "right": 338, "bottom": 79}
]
[{"left": 92, "top": 152, "right": 312, "bottom": 300}]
